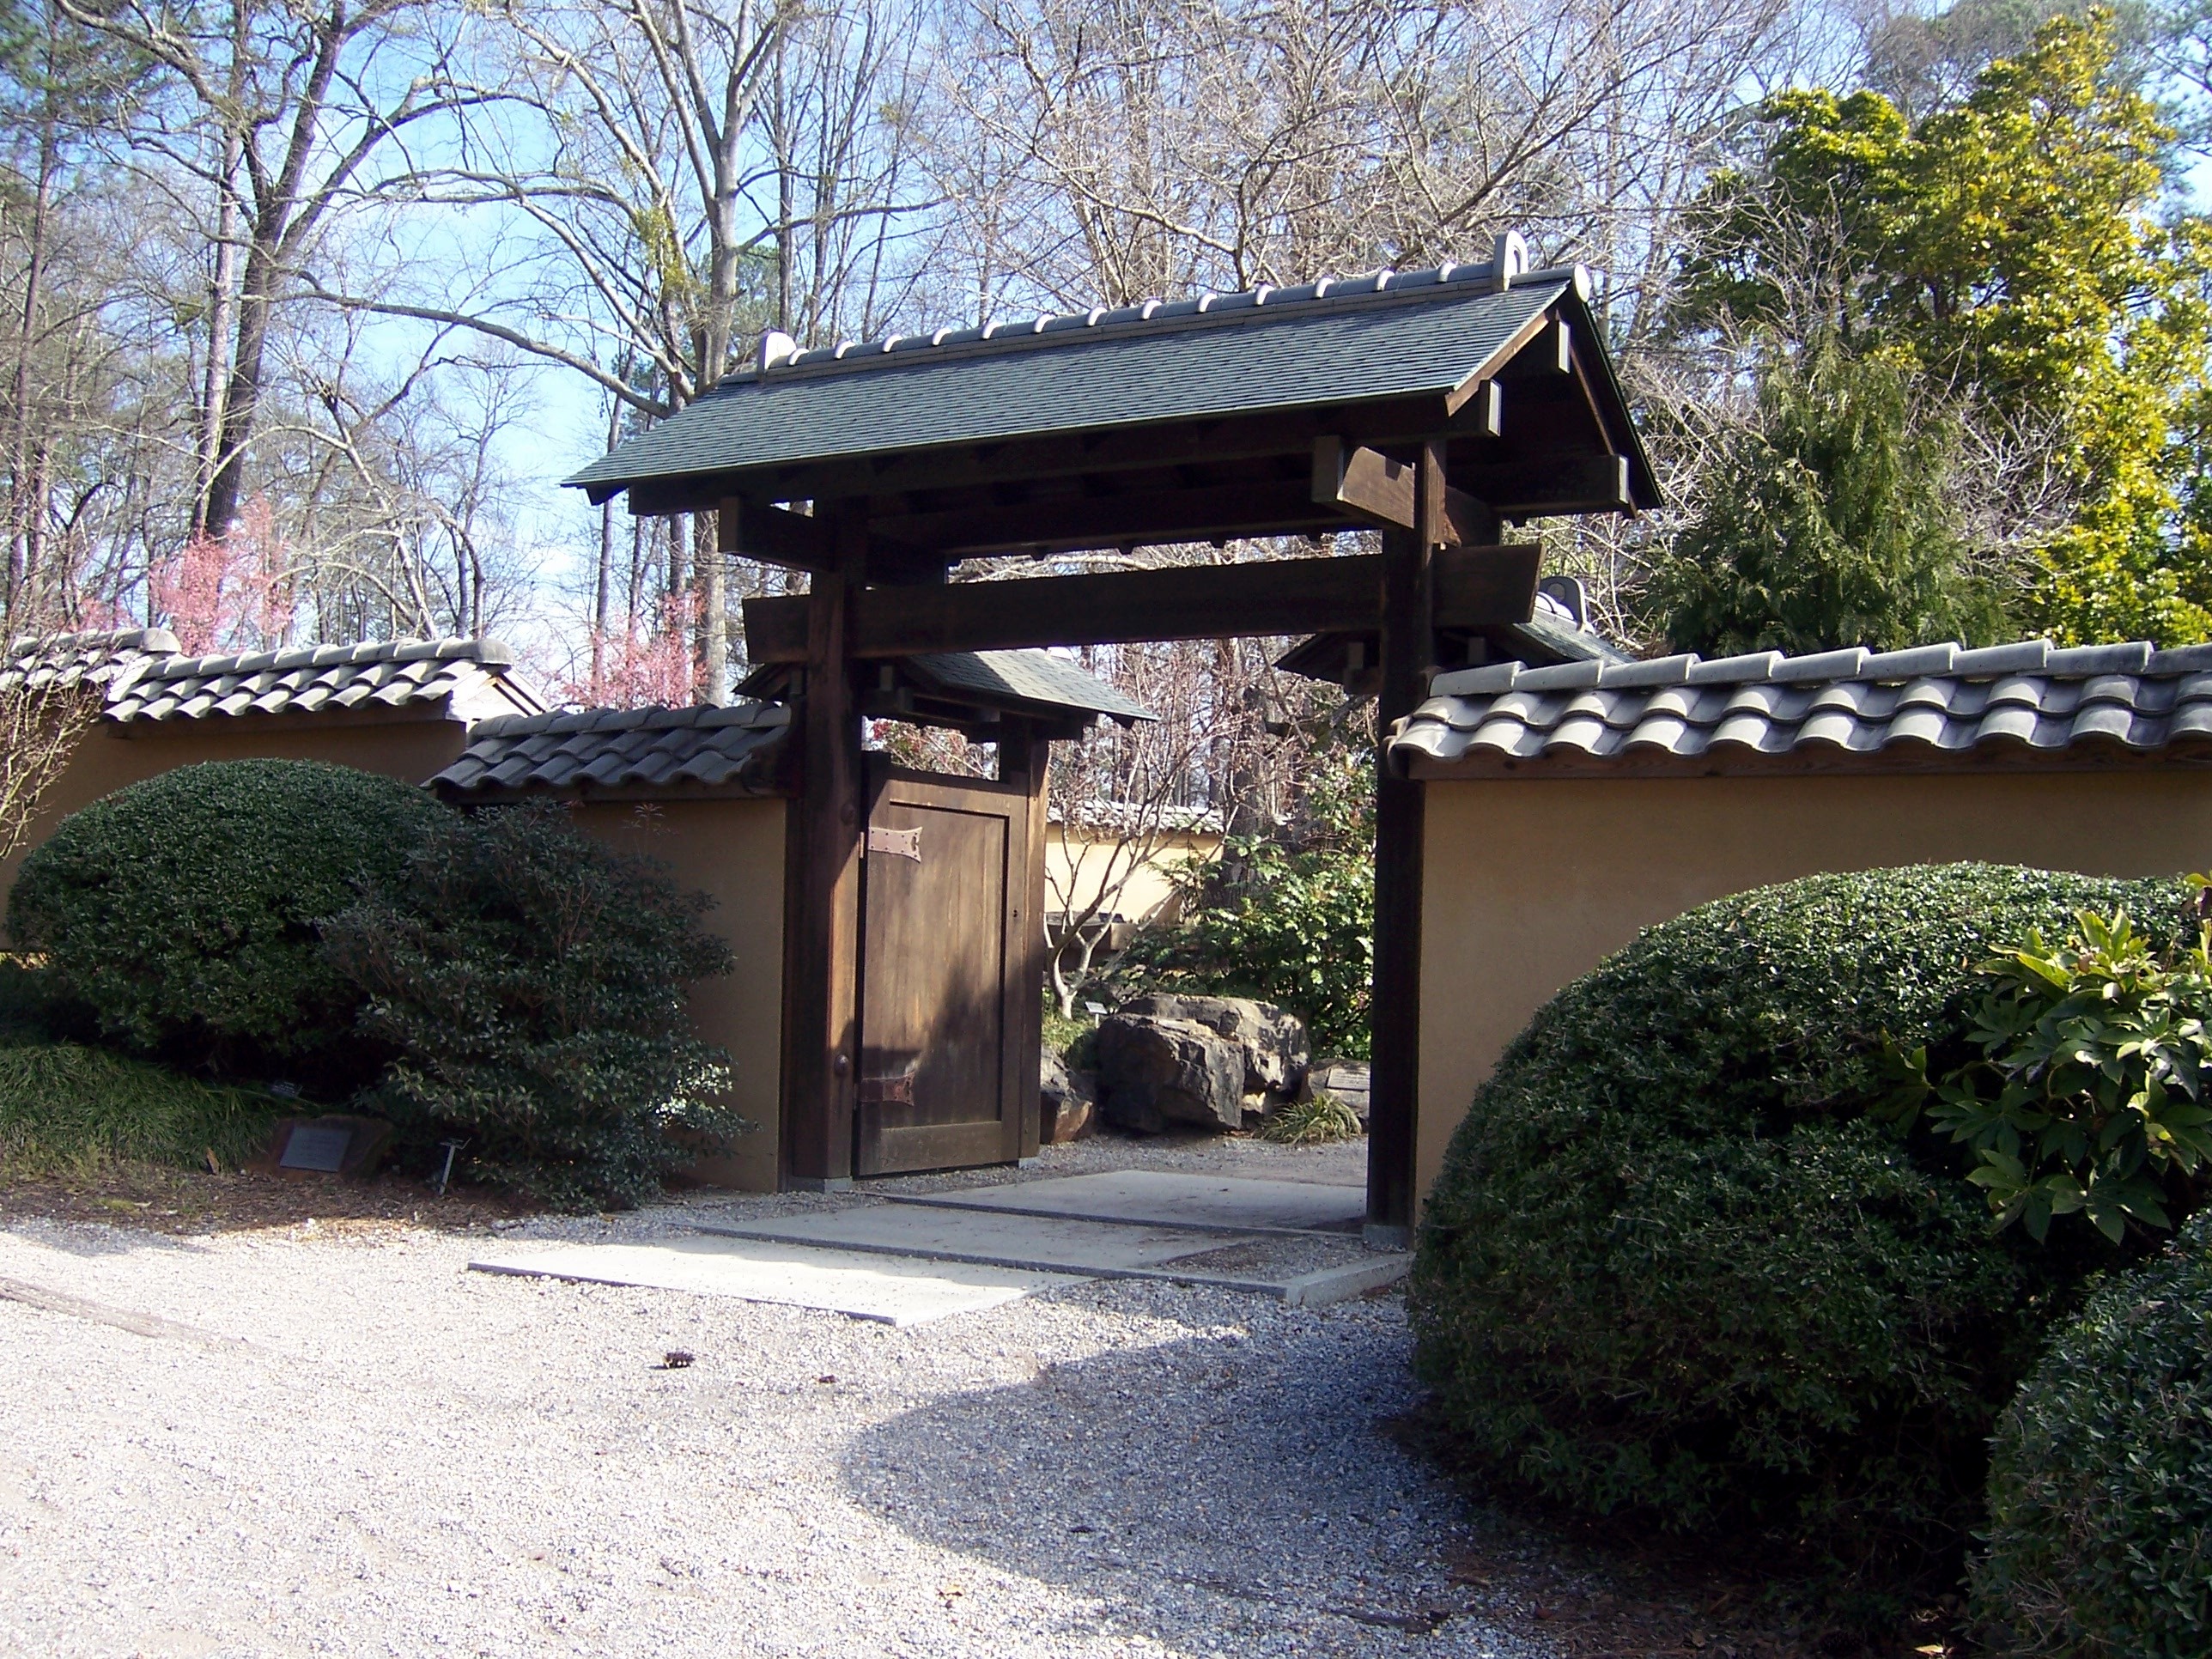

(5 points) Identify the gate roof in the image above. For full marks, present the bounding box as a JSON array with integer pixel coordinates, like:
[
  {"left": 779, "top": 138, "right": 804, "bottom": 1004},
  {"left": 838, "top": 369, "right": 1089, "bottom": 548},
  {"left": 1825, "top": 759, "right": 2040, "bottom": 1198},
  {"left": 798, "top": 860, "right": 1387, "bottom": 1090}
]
[{"left": 567, "top": 247, "right": 1658, "bottom": 558}]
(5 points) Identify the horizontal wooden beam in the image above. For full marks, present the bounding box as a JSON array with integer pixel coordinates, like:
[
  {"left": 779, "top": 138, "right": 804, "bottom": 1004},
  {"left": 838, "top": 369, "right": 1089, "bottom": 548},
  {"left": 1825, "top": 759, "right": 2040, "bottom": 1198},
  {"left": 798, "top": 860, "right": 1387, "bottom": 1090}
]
[
  {"left": 1310, "top": 438, "right": 1491, "bottom": 544},
  {"left": 866, "top": 474, "right": 1346, "bottom": 559},
  {"left": 743, "top": 544, "right": 1540, "bottom": 662},
  {"left": 1457, "top": 454, "right": 1632, "bottom": 517}
]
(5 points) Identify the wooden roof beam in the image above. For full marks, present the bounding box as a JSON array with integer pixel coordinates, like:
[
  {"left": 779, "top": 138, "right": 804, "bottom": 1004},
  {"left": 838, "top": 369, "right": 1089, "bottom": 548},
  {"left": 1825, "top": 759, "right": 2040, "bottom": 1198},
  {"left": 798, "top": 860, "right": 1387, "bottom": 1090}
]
[{"left": 743, "top": 544, "right": 1539, "bottom": 662}]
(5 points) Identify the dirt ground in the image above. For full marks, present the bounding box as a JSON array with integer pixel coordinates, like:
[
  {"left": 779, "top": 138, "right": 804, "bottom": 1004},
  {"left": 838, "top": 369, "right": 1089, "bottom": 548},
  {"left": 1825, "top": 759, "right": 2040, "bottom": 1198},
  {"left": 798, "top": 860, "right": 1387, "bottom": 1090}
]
[{"left": 0, "top": 1158, "right": 524, "bottom": 1234}]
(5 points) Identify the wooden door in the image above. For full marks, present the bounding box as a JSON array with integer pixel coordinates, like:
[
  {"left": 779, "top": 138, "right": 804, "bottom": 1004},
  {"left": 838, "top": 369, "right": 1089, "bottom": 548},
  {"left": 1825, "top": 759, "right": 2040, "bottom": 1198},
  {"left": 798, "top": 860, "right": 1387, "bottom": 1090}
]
[{"left": 854, "top": 762, "right": 1038, "bottom": 1176}]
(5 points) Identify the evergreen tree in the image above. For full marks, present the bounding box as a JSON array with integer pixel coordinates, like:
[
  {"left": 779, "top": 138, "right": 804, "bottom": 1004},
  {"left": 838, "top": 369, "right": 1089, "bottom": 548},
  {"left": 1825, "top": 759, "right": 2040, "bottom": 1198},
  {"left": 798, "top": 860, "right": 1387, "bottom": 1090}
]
[{"left": 1648, "top": 335, "right": 2009, "bottom": 656}]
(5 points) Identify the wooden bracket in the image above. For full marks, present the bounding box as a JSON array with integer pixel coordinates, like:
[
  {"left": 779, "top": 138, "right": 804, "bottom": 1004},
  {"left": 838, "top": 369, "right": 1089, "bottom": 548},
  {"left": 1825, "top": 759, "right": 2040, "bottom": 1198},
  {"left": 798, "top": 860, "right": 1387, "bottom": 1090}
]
[
  {"left": 1311, "top": 437, "right": 1490, "bottom": 544},
  {"left": 719, "top": 496, "right": 838, "bottom": 571}
]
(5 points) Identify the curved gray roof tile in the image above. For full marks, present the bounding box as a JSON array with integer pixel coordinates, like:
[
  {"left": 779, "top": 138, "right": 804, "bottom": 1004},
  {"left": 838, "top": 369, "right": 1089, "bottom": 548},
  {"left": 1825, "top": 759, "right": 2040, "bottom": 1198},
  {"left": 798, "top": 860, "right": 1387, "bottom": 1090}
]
[
  {"left": 432, "top": 700, "right": 793, "bottom": 799},
  {"left": 1397, "top": 636, "right": 2212, "bottom": 775}
]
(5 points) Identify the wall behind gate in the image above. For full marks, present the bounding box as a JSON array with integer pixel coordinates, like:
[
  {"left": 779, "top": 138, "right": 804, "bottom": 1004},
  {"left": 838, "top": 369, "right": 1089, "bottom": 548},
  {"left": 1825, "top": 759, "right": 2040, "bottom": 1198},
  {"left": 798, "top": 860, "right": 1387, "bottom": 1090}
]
[
  {"left": 1416, "top": 768, "right": 2212, "bottom": 1211},
  {"left": 569, "top": 798, "right": 787, "bottom": 1192}
]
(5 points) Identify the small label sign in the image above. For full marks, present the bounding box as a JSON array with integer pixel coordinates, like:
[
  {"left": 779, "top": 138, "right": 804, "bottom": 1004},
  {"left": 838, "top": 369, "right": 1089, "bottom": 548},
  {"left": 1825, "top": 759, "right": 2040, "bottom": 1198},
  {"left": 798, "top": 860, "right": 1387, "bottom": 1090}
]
[
  {"left": 279, "top": 1125, "right": 354, "bottom": 1173},
  {"left": 867, "top": 825, "right": 921, "bottom": 861}
]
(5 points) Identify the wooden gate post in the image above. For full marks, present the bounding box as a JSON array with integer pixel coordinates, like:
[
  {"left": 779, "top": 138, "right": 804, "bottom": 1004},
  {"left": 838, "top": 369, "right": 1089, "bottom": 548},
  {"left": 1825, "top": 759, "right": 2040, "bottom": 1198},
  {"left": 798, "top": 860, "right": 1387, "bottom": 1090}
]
[
  {"left": 781, "top": 510, "right": 867, "bottom": 1188},
  {"left": 1367, "top": 441, "right": 1471, "bottom": 1245},
  {"left": 998, "top": 721, "right": 1052, "bottom": 1161}
]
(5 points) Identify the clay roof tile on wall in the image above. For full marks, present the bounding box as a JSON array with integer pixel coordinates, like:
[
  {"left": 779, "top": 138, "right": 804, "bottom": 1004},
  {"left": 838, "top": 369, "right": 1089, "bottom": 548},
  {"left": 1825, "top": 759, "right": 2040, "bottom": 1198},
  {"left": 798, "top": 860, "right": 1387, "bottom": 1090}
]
[{"left": 1393, "top": 638, "right": 2212, "bottom": 778}]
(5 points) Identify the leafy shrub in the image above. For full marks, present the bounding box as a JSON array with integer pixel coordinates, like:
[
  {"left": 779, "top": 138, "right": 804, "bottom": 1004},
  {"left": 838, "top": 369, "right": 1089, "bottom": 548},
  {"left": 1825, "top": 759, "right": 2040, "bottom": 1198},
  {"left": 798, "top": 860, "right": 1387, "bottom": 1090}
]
[
  {"left": 1974, "top": 1213, "right": 2212, "bottom": 1656},
  {"left": 324, "top": 800, "right": 744, "bottom": 1210},
  {"left": 1408, "top": 864, "right": 2194, "bottom": 1600},
  {"left": 1118, "top": 755, "right": 1374, "bottom": 1057},
  {"left": 1893, "top": 906, "right": 2212, "bottom": 1243},
  {"left": 0, "top": 1038, "right": 278, "bottom": 1176},
  {"left": 7, "top": 760, "right": 450, "bottom": 1086}
]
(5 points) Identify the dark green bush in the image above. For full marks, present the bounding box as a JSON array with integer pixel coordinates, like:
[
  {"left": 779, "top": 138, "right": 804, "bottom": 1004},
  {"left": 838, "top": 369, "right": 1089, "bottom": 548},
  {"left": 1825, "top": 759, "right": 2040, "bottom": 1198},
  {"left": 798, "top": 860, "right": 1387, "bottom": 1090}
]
[
  {"left": 7, "top": 760, "right": 449, "bottom": 1085},
  {"left": 324, "top": 800, "right": 744, "bottom": 1211},
  {"left": 1408, "top": 864, "right": 2194, "bottom": 1601},
  {"left": 1974, "top": 1213, "right": 2212, "bottom": 1657}
]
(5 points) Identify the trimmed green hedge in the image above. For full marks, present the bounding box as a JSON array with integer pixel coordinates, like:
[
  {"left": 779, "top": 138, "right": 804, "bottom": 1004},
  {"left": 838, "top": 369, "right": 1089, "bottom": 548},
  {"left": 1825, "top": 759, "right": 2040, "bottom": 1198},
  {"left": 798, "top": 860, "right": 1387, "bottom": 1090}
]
[
  {"left": 324, "top": 800, "right": 743, "bottom": 1210},
  {"left": 8, "top": 760, "right": 450, "bottom": 1087},
  {"left": 1408, "top": 865, "right": 2190, "bottom": 1597},
  {"left": 1975, "top": 1214, "right": 2212, "bottom": 1656}
]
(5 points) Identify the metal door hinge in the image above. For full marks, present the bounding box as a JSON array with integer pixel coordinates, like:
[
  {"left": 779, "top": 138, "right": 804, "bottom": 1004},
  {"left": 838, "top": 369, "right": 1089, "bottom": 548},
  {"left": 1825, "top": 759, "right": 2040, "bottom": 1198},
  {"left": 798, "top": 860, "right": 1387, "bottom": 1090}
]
[{"left": 867, "top": 825, "right": 921, "bottom": 860}]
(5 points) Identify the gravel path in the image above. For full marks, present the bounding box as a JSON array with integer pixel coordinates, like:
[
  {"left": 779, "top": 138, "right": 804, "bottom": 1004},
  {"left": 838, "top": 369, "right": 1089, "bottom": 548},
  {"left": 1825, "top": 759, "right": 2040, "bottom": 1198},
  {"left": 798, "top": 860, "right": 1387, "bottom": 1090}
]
[{"left": 0, "top": 1168, "right": 1558, "bottom": 1659}]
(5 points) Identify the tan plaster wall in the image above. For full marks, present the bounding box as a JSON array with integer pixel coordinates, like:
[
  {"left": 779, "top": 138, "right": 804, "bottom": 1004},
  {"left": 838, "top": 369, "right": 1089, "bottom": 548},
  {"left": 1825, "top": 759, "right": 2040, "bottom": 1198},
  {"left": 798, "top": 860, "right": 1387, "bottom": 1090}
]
[
  {"left": 1042, "top": 824, "right": 1222, "bottom": 926},
  {"left": 568, "top": 798, "right": 787, "bottom": 1192},
  {"left": 1417, "top": 769, "right": 2212, "bottom": 1210},
  {"left": 0, "top": 716, "right": 469, "bottom": 925}
]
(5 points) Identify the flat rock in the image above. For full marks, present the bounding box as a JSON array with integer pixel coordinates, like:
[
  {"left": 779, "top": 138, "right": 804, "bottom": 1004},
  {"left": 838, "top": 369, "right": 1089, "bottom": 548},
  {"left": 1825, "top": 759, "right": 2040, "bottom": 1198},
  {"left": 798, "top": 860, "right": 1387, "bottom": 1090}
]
[
  {"left": 889, "top": 1170, "right": 1366, "bottom": 1234},
  {"left": 471, "top": 1237, "right": 1076, "bottom": 1327},
  {"left": 697, "top": 1204, "right": 1238, "bottom": 1276}
]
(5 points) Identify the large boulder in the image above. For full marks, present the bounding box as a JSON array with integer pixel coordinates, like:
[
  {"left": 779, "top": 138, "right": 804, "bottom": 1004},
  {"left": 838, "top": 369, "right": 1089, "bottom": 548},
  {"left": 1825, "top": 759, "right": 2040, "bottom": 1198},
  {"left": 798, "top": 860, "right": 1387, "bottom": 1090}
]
[
  {"left": 1117, "top": 994, "right": 1309, "bottom": 1097},
  {"left": 1039, "top": 1050, "right": 1097, "bottom": 1143},
  {"left": 1093, "top": 1016, "right": 1244, "bottom": 1133}
]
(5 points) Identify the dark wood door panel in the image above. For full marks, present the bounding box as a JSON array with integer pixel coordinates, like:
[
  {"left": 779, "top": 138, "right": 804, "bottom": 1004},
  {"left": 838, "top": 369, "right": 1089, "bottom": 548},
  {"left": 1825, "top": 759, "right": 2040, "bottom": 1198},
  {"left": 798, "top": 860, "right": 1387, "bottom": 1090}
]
[{"left": 854, "top": 763, "right": 1034, "bottom": 1176}]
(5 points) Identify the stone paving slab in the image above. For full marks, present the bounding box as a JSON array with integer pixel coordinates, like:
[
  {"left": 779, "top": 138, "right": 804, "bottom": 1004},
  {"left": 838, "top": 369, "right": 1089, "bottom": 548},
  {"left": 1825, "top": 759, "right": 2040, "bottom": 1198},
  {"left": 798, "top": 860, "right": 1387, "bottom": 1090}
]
[
  {"left": 696, "top": 1204, "right": 1235, "bottom": 1276},
  {"left": 884, "top": 1170, "right": 1368, "bottom": 1235},
  {"left": 469, "top": 1236, "right": 1079, "bottom": 1327}
]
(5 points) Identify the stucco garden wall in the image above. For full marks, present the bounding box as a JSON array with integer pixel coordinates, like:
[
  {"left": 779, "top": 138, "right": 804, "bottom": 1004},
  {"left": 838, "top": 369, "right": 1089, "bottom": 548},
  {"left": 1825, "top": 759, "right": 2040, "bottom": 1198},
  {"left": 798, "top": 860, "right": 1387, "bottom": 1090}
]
[
  {"left": 1416, "top": 768, "right": 2212, "bottom": 1211},
  {"left": 568, "top": 797, "right": 787, "bottom": 1193}
]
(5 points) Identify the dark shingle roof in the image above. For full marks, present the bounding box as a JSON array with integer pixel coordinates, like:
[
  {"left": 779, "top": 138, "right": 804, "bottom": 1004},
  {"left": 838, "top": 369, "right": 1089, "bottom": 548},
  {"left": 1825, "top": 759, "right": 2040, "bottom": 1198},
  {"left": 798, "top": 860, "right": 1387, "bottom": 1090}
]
[
  {"left": 568, "top": 264, "right": 1576, "bottom": 496},
  {"left": 106, "top": 638, "right": 543, "bottom": 724},
  {"left": 1392, "top": 639, "right": 2212, "bottom": 777},
  {"left": 433, "top": 702, "right": 792, "bottom": 799},
  {"left": 903, "top": 651, "right": 1152, "bottom": 723},
  {"left": 0, "top": 628, "right": 180, "bottom": 694}
]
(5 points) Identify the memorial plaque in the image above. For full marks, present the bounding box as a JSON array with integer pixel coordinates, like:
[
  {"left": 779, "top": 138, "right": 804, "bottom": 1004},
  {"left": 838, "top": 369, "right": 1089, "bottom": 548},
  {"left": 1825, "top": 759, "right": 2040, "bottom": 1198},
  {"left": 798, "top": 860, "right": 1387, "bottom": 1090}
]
[{"left": 278, "top": 1124, "right": 353, "bottom": 1172}]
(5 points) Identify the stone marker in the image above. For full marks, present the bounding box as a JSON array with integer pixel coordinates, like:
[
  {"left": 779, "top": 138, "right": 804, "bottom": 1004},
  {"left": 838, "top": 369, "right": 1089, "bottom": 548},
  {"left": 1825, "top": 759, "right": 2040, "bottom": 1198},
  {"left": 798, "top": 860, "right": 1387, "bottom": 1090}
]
[{"left": 252, "top": 1114, "right": 395, "bottom": 1180}]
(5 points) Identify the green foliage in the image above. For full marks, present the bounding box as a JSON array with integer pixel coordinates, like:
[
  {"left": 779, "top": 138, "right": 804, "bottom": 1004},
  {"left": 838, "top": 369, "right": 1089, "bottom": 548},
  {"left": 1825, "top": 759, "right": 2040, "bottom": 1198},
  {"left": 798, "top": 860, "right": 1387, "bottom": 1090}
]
[
  {"left": 0, "top": 1037, "right": 277, "bottom": 1176},
  {"left": 323, "top": 800, "right": 744, "bottom": 1212},
  {"left": 6, "top": 760, "right": 451, "bottom": 1086},
  {"left": 1674, "top": 11, "right": 2212, "bottom": 646},
  {"left": 1973, "top": 1212, "right": 2212, "bottom": 1656},
  {"left": 1891, "top": 905, "right": 2212, "bottom": 1243},
  {"left": 1408, "top": 865, "right": 2192, "bottom": 1600},
  {"left": 1256, "top": 1090, "right": 1362, "bottom": 1145},
  {"left": 1116, "top": 751, "right": 1373, "bottom": 1057},
  {"left": 1647, "top": 333, "right": 2008, "bottom": 654}
]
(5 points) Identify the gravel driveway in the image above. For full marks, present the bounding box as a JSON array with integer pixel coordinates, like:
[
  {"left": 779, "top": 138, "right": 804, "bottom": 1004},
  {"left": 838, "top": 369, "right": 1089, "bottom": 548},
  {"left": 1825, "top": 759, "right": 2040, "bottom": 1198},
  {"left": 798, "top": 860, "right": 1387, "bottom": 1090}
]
[{"left": 0, "top": 1179, "right": 1554, "bottom": 1658}]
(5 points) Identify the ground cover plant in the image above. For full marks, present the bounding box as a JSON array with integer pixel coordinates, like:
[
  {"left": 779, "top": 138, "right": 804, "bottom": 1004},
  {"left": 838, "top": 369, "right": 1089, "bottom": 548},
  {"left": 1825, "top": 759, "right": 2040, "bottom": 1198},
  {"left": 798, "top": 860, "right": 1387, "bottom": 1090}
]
[
  {"left": 1972, "top": 1212, "right": 2212, "bottom": 1657},
  {"left": 1407, "top": 864, "right": 2196, "bottom": 1614},
  {"left": 0, "top": 1038, "right": 277, "bottom": 1177},
  {"left": 6, "top": 759, "right": 450, "bottom": 1091},
  {"left": 324, "top": 800, "right": 744, "bottom": 1210}
]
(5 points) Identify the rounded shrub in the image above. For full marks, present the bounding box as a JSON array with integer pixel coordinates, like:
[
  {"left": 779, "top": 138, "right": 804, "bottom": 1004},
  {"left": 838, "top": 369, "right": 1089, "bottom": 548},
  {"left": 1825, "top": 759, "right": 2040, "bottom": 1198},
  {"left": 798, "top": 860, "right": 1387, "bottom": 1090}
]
[
  {"left": 8, "top": 759, "right": 451, "bottom": 1084},
  {"left": 1973, "top": 1214, "right": 2212, "bottom": 1657},
  {"left": 322, "top": 799, "right": 744, "bottom": 1211},
  {"left": 1407, "top": 864, "right": 2192, "bottom": 1597}
]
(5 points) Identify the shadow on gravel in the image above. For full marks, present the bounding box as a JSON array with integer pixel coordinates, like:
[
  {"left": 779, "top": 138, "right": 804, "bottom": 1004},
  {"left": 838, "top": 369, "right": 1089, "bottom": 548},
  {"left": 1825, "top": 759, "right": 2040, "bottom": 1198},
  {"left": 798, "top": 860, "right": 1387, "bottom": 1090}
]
[{"left": 839, "top": 1322, "right": 1505, "bottom": 1655}]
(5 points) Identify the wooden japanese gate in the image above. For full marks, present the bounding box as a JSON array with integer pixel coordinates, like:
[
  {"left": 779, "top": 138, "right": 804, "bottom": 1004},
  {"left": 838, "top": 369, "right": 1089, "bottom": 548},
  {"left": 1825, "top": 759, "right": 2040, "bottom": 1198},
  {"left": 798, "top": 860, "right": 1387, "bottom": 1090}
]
[{"left": 569, "top": 240, "right": 1659, "bottom": 1240}]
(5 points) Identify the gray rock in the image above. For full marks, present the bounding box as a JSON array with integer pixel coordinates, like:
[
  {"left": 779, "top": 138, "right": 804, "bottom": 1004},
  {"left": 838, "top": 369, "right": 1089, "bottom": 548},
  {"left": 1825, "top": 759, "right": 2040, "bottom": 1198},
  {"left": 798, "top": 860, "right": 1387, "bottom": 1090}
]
[
  {"left": 1092, "top": 1016, "right": 1244, "bottom": 1133},
  {"left": 1118, "top": 994, "right": 1310, "bottom": 1097},
  {"left": 1039, "top": 1050, "right": 1096, "bottom": 1143}
]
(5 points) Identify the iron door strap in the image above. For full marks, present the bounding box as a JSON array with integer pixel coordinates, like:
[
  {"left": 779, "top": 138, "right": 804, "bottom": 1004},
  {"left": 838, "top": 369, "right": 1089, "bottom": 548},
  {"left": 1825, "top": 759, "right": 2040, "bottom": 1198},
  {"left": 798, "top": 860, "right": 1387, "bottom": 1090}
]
[
  {"left": 867, "top": 824, "right": 921, "bottom": 861},
  {"left": 857, "top": 1073, "right": 915, "bottom": 1104}
]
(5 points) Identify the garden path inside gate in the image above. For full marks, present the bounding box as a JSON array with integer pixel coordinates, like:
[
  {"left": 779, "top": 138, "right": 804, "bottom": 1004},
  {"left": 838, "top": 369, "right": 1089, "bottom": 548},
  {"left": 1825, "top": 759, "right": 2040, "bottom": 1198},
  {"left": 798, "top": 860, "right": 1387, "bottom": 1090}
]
[{"left": 0, "top": 1134, "right": 1572, "bottom": 1659}]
